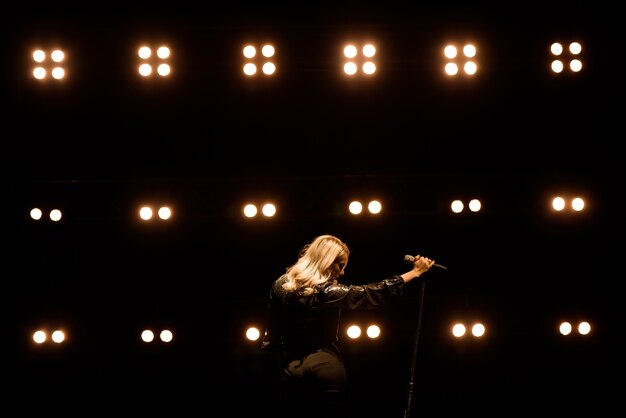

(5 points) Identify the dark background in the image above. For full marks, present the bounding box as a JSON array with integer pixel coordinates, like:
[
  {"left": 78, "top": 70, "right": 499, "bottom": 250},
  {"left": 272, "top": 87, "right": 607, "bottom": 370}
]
[{"left": 2, "top": 3, "right": 624, "bottom": 416}]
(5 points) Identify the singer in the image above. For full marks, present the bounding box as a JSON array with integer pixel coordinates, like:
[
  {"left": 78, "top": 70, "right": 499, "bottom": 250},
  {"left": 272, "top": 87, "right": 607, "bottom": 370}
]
[{"left": 260, "top": 234, "right": 436, "bottom": 418}]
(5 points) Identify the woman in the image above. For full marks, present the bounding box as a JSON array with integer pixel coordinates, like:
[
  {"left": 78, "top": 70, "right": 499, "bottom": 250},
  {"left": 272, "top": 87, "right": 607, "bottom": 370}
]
[{"left": 261, "top": 234, "right": 435, "bottom": 417}]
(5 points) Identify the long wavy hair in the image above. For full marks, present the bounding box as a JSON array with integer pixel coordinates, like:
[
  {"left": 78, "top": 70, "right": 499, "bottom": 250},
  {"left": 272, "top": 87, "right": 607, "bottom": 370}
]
[{"left": 281, "top": 234, "right": 350, "bottom": 295}]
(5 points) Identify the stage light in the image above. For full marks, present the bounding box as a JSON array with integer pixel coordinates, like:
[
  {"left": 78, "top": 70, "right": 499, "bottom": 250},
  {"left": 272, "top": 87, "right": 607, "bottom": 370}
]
[
  {"left": 468, "top": 198, "right": 482, "bottom": 212},
  {"left": 139, "top": 328, "right": 175, "bottom": 344},
  {"left": 367, "top": 200, "right": 382, "bottom": 214},
  {"left": 471, "top": 323, "right": 486, "bottom": 337},
  {"left": 450, "top": 198, "right": 483, "bottom": 214},
  {"left": 30, "top": 208, "right": 43, "bottom": 220},
  {"left": 51, "top": 330, "right": 66, "bottom": 343},
  {"left": 141, "top": 329, "right": 155, "bottom": 342},
  {"left": 452, "top": 323, "right": 466, "bottom": 337},
  {"left": 31, "top": 48, "right": 67, "bottom": 80},
  {"left": 559, "top": 321, "right": 573, "bottom": 335},
  {"left": 348, "top": 199, "right": 383, "bottom": 216},
  {"left": 550, "top": 195, "right": 586, "bottom": 213},
  {"left": 578, "top": 321, "right": 591, "bottom": 335},
  {"left": 348, "top": 201, "right": 363, "bottom": 215},
  {"left": 341, "top": 320, "right": 385, "bottom": 342},
  {"left": 558, "top": 320, "right": 592, "bottom": 336},
  {"left": 261, "top": 203, "right": 277, "bottom": 217},
  {"left": 29, "top": 207, "right": 64, "bottom": 222},
  {"left": 139, "top": 206, "right": 153, "bottom": 220},
  {"left": 245, "top": 326, "right": 261, "bottom": 341},
  {"left": 137, "top": 44, "right": 172, "bottom": 78},
  {"left": 242, "top": 43, "right": 277, "bottom": 76},
  {"left": 346, "top": 324, "right": 362, "bottom": 339},
  {"left": 138, "top": 205, "right": 173, "bottom": 221},
  {"left": 33, "top": 330, "right": 47, "bottom": 344},
  {"left": 443, "top": 43, "right": 478, "bottom": 76},
  {"left": 550, "top": 41, "right": 583, "bottom": 74},
  {"left": 243, "top": 203, "right": 257, "bottom": 217},
  {"left": 242, "top": 202, "right": 277, "bottom": 218},
  {"left": 366, "top": 324, "right": 381, "bottom": 339},
  {"left": 159, "top": 329, "right": 173, "bottom": 343},
  {"left": 31, "top": 328, "right": 66, "bottom": 344},
  {"left": 451, "top": 321, "right": 487, "bottom": 339},
  {"left": 342, "top": 42, "right": 377, "bottom": 76},
  {"left": 571, "top": 197, "right": 584, "bottom": 211},
  {"left": 157, "top": 206, "right": 172, "bottom": 220},
  {"left": 49, "top": 209, "right": 62, "bottom": 221}
]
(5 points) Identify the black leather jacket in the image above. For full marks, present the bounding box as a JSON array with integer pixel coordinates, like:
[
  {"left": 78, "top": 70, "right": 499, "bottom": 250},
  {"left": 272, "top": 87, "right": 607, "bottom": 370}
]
[{"left": 262, "top": 274, "right": 405, "bottom": 359}]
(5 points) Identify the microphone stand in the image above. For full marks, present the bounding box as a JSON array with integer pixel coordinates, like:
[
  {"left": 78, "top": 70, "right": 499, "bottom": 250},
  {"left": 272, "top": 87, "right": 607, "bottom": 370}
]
[{"left": 403, "top": 280, "right": 426, "bottom": 418}]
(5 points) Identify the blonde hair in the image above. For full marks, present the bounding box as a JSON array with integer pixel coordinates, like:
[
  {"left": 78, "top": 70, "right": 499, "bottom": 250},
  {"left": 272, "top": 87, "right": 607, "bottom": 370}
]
[{"left": 282, "top": 235, "right": 350, "bottom": 295}]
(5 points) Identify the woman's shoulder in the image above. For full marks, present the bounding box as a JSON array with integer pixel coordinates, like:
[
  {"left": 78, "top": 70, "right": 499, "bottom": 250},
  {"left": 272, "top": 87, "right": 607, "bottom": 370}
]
[
  {"left": 272, "top": 274, "right": 288, "bottom": 288},
  {"left": 270, "top": 275, "right": 290, "bottom": 298}
]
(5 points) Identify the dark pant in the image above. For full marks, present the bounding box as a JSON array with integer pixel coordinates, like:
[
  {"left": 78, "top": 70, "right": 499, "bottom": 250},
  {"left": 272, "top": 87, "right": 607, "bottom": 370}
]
[{"left": 273, "top": 345, "right": 349, "bottom": 417}]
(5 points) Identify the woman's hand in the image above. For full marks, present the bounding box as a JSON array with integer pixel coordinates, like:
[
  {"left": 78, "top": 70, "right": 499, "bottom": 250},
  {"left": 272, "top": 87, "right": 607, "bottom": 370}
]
[
  {"left": 412, "top": 255, "right": 435, "bottom": 275},
  {"left": 400, "top": 255, "right": 436, "bottom": 283}
]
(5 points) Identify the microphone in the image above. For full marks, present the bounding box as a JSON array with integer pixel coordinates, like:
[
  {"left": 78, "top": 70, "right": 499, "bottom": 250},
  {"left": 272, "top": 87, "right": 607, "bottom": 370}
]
[{"left": 404, "top": 255, "right": 447, "bottom": 270}]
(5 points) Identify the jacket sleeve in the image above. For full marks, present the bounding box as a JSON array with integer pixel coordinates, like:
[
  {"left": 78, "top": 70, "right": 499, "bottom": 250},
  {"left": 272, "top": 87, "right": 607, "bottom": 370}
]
[
  {"left": 320, "top": 275, "right": 405, "bottom": 309},
  {"left": 260, "top": 287, "right": 281, "bottom": 352}
]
